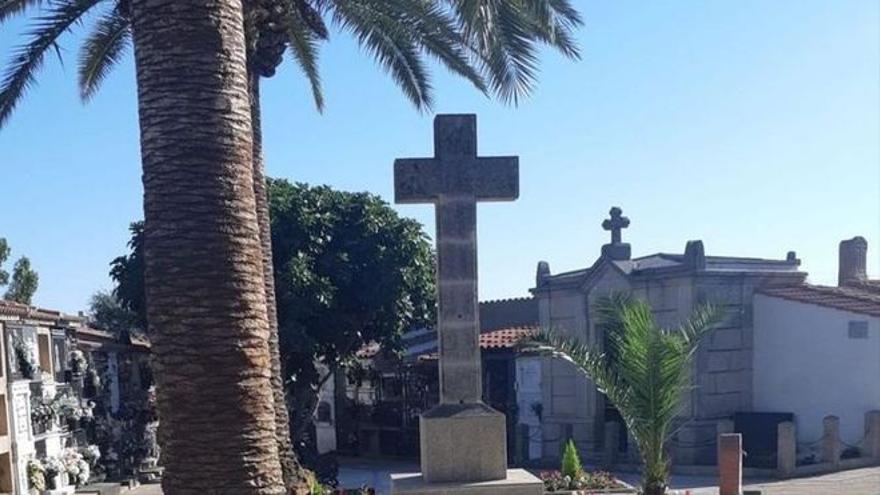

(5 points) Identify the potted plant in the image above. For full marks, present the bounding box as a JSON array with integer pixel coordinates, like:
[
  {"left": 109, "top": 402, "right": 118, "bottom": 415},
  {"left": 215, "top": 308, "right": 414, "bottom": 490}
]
[{"left": 43, "top": 457, "right": 65, "bottom": 491}]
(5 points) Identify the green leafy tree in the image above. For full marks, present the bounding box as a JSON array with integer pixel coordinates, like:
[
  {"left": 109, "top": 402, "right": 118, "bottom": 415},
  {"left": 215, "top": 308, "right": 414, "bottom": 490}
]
[
  {"left": 108, "top": 180, "right": 436, "bottom": 446},
  {"left": 0, "top": 238, "right": 9, "bottom": 286},
  {"left": 88, "top": 290, "right": 139, "bottom": 337},
  {"left": 109, "top": 221, "right": 146, "bottom": 331},
  {"left": 268, "top": 179, "right": 435, "bottom": 438},
  {"left": 533, "top": 294, "right": 722, "bottom": 495},
  {"left": 4, "top": 256, "right": 38, "bottom": 304}
]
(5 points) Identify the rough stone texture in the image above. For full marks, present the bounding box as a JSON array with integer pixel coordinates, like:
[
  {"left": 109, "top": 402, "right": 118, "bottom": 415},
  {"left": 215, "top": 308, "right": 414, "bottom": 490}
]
[
  {"left": 718, "top": 433, "right": 743, "bottom": 495},
  {"left": 777, "top": 421, "right": 796, "bottom": 478},
  {"left": 419, "top": 404, "right": 507, "bottom": 483},
  {"left": 391, "top": 469, "right": 543, "bottom": 495},
  {"left": 838, "top": 237, "right": 868, "bottom": 286},
  {"left": 603, "top": 421, "right": 620, "bottom": 468},
  {"left": 393, "top": 114, "right": 518, "bottom": 485},
  {"left": 822, "top": 415, "right": 841, "bottom": 468},
  {"left": 531, "top": 214, "right": 806, "bottom": 466},
  {"left": 394, "top": 114, "right": 517, "bottom": 404},
  {"left": 866, "top": 410, "right": 880, "bottom": 458}
]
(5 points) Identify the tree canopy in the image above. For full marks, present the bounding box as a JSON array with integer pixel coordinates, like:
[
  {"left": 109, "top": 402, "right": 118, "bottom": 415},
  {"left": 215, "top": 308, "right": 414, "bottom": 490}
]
[
  {"left": 0, "top": 238, "right": 9, "bottom": 286},
  {"left": 268, "top": 178, "right": 435, "bottom": 385},
  {"left": 109, "top": 221, "right": 146, "bottom": 331},
  {"left": 109, "top": 179, "right": 435, "bottom": 398},
  {"left": 0, "top": 237, "right": 39, "bottom": 304},
  {"left": 88, "top": 290, "right": 139, "bottom": 337}
]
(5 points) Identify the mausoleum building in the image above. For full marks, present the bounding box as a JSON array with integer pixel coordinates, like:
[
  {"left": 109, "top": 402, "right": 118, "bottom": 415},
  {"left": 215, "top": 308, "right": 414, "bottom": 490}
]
[{"left": 522, "top": 207, "right": 807, "bottom": 465}]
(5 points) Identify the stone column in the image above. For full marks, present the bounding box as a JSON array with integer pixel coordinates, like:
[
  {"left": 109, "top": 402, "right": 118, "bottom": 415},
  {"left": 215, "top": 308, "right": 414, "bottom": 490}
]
[
  {"left": 865, "top": 410, "right": 880, "bottom": 459},
  {"left": 718, "top": 433, "right": 742, "bottom": 495},
  {"left": 602, "top": 422, "right": 619, "bottom": 469},
  {"left": 822, "top": 415, "right": 841, "bottom": 468},
  {"left": 777, "top": 421, "right": 796, "bottom": 478}
]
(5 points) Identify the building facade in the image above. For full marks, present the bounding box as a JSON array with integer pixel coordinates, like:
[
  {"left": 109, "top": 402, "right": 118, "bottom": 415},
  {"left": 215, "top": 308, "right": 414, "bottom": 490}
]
[
  {"left": 0, "top": 300, "right": 152, "bottom": 494},
  {"left": 523, "top": 207, "right": 806, "bottom": 465},
  {"left": 754, "top": 237, "right": 880, "bottom": 452}
]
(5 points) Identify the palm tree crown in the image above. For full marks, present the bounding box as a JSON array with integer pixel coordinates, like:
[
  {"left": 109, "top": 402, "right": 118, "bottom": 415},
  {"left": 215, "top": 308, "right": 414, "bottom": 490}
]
[
  {"left": 531, "top": 293, "right": 723, "bottom": 495},
  {"left": 0, "top": 0, "right": 583, "bottom": 127}
]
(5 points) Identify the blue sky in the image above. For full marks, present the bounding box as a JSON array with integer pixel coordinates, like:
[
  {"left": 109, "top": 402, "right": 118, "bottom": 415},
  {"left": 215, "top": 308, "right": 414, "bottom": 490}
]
[{"left": 0, "top": 1, "right": 878, "bottom": 313}]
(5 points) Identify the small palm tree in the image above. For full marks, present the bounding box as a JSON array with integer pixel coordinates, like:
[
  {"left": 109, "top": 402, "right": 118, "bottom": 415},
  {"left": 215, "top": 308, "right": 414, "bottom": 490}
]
[{"left": 532, "top": 293, "right": 723, "bottom": 495}]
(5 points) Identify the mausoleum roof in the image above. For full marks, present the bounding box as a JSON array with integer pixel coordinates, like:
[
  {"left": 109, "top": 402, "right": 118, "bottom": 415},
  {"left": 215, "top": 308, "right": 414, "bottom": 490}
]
[
  {"left": 0, "top": 298, "right": 63, "bottom": 322},
  {"left": 756, "top": 283, "right": 880, "bottom": 317},
  {"left": 535, "top": 250, "right": 803, "bottom": 291}
]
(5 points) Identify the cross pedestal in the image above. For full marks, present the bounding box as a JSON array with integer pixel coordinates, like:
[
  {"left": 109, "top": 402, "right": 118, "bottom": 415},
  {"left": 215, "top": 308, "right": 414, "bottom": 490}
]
[{"left": 391, "top": 115, "right": 542, "bottom": 494}]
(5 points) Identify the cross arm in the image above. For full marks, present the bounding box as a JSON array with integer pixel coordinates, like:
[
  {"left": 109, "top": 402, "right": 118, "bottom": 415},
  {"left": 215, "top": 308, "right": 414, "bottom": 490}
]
[
  {"left": 474, "top": 156, "right": 519, "bottom": 201},
  {"left": 394, "top": 158, "right": 440, "bottom": 204}
]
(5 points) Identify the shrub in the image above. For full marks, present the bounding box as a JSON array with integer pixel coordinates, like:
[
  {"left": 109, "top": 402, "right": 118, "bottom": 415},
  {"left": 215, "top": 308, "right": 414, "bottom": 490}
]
[
  {"left": 561, "top": 439, "right": 582, "bottom": 478},
  {"left": 539, "top": 470, "right": 620, "bottom": 491}
]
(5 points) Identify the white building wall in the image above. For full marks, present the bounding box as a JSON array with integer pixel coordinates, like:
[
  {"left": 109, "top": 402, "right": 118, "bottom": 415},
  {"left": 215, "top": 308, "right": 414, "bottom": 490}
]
[
  {"left": 515, "top": 356, "right": 543, "bottom": 461},
  {"left": 314, "top": 371, "right": 337, "bottom": 455},
  {"left": 753, "top": 294, "right": 880, "bottom": 445}
]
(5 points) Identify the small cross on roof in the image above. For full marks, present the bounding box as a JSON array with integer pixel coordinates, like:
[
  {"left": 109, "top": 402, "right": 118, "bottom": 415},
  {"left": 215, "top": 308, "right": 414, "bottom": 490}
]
[{"left": 602, "top": 206, "right": 630, "bottom": 245}]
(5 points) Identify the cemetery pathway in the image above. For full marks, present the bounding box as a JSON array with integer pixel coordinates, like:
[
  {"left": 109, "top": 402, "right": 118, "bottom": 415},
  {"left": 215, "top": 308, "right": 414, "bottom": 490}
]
[{"left": 123, "top": 462, "right": 880, "bottom": 495}]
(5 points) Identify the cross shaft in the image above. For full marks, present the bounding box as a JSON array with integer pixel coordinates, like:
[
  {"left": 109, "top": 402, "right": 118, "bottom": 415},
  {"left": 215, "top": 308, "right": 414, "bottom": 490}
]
[{"left": 393, "top": 115, "right": 518, "bottom": 404}]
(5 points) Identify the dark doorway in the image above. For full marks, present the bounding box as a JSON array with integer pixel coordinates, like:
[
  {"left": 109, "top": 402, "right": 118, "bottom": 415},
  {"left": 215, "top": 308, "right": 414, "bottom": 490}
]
[{"left": 734, "top": 412, "right": 794, "bottom": 468}]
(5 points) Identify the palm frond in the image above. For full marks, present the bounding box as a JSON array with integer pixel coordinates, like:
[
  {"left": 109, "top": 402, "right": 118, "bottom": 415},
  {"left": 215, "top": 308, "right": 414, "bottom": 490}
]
[
  {"left": 294, "top": 0, "right": 329, "bottom": 40},
  {"left": 387, "top": 0, "right": 487, "bottom": 95},
  {"left": 331, "top": 0, "right": 432, "bottom": 110},
  {"left": 521, "top": 0, "right": 582, "bottom": 58},
  {"left": 0, "top": 0, "right": 101, "bottom": 128},
  {"left": 447, "top": 0, "right": 582, "bottom": 104},
  {"left": 0, "top": 0, "right": 40, "bottom": 22},
  {"left": 78, "top": 7, "right": 130, "bottom": 102},
  {"left": 287, "top": 5, "right": 324, "bottom": 111},
  {"left": 459, "top": 0, "right": 539, "bottom": 104},
  {"left": 678, "top": 303, "right": 724, "bottom": 351},
  {"left": 529, "top": 330, "right": 630, "bottom": 412},
  {"left": 534, "top": 293, "right": 720, "bottom": 494}
]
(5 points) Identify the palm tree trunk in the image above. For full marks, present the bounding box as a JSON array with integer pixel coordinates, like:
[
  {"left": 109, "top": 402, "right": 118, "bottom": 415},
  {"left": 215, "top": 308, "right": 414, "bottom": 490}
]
[
  {"left": 130, "top": 0, "right": 284, "bottom": 492},
  {"left": 248, "top": 71, "right": 309, "bottom": 494}
]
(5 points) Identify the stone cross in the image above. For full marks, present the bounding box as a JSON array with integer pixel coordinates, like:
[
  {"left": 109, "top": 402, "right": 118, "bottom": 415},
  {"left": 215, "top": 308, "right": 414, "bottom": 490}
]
[
  {"left": 602, "top": 206, "right": 629, "bottom": 244},
  {"left": 394, "top": 114, "right": 518, "bottom": 404}
]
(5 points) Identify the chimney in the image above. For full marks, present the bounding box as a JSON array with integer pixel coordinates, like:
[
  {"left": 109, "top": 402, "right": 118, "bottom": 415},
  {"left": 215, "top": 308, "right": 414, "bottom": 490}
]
[
  {"left": 838, "top": 237, "right": 867, "bottom": 286},
  {"left": 684, "top": 240, "right": 706, "bottom": 271},
  {"left": 536, "top": 261, "right": 551, "bottom": 287}
]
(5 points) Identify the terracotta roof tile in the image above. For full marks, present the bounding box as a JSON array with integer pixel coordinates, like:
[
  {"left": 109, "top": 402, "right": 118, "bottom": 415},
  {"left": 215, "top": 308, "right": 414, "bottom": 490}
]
[
  {"left": 756, "top": 283, "right": 880, "bottom": 317},
  {"left": 479, "top": 327, "right": 537, "bottom": 349},
  {"left": 0, "top": 299, "right": 61, "bottom": 321}
]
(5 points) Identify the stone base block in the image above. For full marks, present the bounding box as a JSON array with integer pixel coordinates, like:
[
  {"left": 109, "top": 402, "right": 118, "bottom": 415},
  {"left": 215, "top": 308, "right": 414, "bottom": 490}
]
[
  {"left": 391, "top": 469, "right": 544, "bottom": 495},
  {"left": 420, "top": 403, "right": 506, "bottom": 483}
]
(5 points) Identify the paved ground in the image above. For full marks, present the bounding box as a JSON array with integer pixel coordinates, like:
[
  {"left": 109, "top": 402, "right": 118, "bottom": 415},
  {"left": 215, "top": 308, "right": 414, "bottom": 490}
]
[
  {"left": 336, "top": 458, "right": 880, "bottom": 495},
  {"left": 128, "top": 484, "right": 162, "bottom": 495},
  {"left": 123, "top": 462, "right": 880, "bottom": 495}
]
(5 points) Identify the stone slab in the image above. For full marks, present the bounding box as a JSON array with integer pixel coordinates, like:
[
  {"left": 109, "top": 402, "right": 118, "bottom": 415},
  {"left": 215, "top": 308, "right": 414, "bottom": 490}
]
[
  {"left": 391, "top": 469, "right": 543, "bottom": 495},
  {"left": 76, "top": 483, "right": 122, "bottom": 495},
  {"left": 420, "top": 403, "right": 507, "bottom": 483}
]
